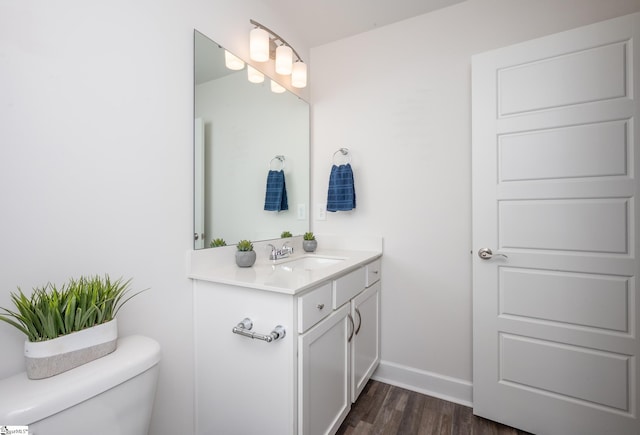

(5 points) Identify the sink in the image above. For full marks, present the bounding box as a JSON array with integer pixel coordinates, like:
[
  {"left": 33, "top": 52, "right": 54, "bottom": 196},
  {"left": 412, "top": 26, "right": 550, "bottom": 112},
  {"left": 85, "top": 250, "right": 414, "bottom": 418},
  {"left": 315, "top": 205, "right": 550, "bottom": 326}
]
[{"left": 276, "top": 255, "right": 345, "bottom": 271}]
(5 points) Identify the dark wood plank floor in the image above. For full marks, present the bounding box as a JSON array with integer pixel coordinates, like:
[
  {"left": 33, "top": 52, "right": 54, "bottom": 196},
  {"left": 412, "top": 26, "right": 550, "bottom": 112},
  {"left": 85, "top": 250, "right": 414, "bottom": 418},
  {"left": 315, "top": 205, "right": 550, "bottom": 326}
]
[{"left": 337, "top": 380, "right": 533, "bottom": 435}]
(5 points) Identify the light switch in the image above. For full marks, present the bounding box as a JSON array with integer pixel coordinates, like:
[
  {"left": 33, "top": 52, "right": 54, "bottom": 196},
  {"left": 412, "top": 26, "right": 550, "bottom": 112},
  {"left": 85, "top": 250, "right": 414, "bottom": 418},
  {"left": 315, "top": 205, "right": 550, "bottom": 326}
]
[{"left": 317, "top": 203, "right": 327, "bottom": 221}]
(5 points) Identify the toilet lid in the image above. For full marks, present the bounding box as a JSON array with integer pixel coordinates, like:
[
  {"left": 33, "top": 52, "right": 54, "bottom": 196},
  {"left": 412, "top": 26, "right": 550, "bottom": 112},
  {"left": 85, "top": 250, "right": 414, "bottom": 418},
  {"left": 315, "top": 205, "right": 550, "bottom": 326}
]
[{"left": 0, "top": 335, "right": 161, "bottom": 425}]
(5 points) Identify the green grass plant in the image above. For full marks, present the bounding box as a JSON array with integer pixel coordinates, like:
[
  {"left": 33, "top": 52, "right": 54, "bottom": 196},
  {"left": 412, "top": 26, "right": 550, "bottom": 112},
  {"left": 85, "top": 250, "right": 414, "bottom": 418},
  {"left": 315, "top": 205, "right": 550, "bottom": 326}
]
[{"left": 0, "top": 275, "right": 146, "bottom": 342}]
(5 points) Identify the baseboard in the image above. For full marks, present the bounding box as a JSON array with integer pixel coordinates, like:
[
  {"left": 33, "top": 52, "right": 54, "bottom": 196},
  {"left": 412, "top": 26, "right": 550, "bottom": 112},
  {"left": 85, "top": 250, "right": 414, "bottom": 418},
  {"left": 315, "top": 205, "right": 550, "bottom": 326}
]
[{"left": 372, "top": 360, "right": 473, "bottom": 407}]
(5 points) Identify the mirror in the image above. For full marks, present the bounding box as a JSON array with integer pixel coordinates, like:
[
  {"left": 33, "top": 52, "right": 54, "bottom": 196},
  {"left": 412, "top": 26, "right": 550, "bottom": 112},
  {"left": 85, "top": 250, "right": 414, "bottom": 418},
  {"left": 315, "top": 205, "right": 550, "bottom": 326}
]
[{"left": 194, "top": 30, "right": 310, "bottom": 249}]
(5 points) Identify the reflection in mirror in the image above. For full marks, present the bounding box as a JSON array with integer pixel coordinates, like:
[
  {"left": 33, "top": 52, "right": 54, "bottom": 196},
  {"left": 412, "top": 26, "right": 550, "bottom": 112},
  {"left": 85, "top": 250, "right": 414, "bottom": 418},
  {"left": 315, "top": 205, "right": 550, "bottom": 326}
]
[{"left": 194, "top": 30, "right": 310, "bottom": 249}]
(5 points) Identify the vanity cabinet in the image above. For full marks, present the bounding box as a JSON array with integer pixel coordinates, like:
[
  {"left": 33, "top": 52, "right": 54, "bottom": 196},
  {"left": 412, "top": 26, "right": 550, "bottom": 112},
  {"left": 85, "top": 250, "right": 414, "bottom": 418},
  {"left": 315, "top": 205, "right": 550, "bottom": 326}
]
[
  {"left": 193, "top": 256, "right": 381, "bottom": 435},
  {"left": 298, "top": 260, "right": 381, "bottom": 435}
]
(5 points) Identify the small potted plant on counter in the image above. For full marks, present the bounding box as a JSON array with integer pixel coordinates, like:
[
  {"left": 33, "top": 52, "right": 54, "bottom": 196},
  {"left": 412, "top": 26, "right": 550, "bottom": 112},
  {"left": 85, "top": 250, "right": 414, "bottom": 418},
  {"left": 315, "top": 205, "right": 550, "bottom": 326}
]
[
  {"left": 0, "top": 274, "right": 146, "bottom": 379},
  {"left": 303, "top": 232, "right": 317, "bottom": 252},
  {"left": 210, "top": 238, "right": 227, "bottom": 248},
  {"left": 280, "top": 231, "right": 292, "bottom": 238},
  {"left": 236, "top": 240, "right": 256, "bottom": 267}
]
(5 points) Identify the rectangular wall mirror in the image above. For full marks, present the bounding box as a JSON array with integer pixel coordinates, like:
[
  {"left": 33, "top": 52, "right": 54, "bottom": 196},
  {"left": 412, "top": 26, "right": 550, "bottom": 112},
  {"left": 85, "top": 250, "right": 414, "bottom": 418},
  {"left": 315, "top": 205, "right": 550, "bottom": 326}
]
[{"left": 194, "top": 30, "right": 310, "bottom": 249}]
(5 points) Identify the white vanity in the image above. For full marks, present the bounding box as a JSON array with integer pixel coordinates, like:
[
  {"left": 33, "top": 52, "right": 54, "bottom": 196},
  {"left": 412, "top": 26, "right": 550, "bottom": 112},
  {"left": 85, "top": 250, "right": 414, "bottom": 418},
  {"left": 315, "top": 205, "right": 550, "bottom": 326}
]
[{"left": 189, "top": 237, "right": 382, "bottom": 435}]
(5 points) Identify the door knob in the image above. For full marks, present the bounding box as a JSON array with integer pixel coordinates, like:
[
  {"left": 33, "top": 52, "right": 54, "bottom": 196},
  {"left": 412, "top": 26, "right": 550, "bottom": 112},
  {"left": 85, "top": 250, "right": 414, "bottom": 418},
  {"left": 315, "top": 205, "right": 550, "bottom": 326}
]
[{"left": 478, "top": 248, "right": 508, "bottom": 260}]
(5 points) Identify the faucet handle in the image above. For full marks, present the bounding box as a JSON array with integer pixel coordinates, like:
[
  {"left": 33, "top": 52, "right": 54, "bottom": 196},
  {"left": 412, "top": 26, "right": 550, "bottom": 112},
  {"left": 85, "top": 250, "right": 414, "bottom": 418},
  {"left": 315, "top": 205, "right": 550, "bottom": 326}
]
[
  {"left": 282, "top": 242, "right": 294, "bottom": 254},
  {"left": 267, "top": 243, "right": 277, "bottom": 260}
]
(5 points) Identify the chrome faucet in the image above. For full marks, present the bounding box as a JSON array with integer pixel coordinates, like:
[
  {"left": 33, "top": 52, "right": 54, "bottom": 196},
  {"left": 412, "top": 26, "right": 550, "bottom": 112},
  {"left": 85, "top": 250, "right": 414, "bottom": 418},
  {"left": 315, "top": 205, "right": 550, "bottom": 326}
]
[{"left": 267, "top": 242, "right": 294, "bottom": 260}]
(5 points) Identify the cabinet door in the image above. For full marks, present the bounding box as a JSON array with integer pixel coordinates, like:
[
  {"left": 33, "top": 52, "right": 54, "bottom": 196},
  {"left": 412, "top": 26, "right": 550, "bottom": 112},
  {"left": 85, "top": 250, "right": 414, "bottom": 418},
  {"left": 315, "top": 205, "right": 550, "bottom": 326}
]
[
  {"left": 351, "top": 281, "right": 381, "bottom": 402},
  {"left": 299, "top": 304, "right": 351, "bottom": 435}
]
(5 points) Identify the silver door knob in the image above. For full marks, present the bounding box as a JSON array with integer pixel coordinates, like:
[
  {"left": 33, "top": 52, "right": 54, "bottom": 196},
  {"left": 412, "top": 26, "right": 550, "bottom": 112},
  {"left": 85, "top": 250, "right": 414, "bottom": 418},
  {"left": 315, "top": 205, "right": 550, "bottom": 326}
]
[{"left": 478, "top": 248, "right": 508, "bottom": 260}]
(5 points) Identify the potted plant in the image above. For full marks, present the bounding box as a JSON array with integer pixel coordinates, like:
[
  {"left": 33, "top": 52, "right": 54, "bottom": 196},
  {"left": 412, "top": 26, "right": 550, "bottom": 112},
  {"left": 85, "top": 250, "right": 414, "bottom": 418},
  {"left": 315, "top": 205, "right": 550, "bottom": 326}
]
[
  {"left": 303, "top": 232, "right": 317, "bottom": 252},
  {"left": 0, "top": 274, "right": 146, "bottom": 379},
  {"left": 236, "top": 240, "right": 256, "bottom": 267},
  {"left": 280, "top": 231, "right": 292, "bottom": 238},
  {"left": 210, "top": 238, "right": 227, "bottom": 248}
]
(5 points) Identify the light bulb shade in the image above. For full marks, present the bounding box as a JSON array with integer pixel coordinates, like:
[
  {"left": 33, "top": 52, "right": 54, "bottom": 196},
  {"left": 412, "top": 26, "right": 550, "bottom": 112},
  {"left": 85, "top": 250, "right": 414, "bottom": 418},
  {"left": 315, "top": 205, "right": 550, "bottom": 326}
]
[
  {"left": 291, "top": 61, "right": 307, "bottom": 88},
  {"left": 270, "top": 80, "right": 286, "bottom": 93},
  {"left": 249, "top": 28, "right": 270, "bottom": 62},
  {"left": 247, "top": 65, "right": 264, "bottom": 83},
  {"left": 224, "top": 50, "right": 245, "bottom": 70},
  {"left": 275, "top": 45, "right": 293, "bottom": 75}
]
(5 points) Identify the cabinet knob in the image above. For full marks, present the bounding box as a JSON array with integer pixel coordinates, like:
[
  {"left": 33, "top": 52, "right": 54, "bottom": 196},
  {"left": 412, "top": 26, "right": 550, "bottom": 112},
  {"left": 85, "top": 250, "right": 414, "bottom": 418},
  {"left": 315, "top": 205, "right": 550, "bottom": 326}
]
[{"left": 316, "top": 303, "right": 325, "bottom": 310}]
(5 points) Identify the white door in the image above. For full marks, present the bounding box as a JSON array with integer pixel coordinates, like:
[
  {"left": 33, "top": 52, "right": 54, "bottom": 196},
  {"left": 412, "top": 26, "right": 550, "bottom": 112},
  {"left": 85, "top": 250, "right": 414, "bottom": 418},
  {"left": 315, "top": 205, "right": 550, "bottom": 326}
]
[
  {"left": 472, "top": 13, "right": 640, "bottom": 435},
  {"left": 351, "top": 281, "right": 381, "bottom": 402},
  {"left": 299, "top": 304, "right": 351, "bottom": 435}
]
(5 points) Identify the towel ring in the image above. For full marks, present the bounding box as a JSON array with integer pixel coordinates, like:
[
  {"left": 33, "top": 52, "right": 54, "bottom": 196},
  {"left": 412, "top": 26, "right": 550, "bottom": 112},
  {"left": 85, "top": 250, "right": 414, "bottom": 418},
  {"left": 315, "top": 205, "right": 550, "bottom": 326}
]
[
  {"left": 269, "top": 155, "right": 285, "bottom": 171},
  {"left": 332, "top": 148, "right": 351, "bottom": 165}
]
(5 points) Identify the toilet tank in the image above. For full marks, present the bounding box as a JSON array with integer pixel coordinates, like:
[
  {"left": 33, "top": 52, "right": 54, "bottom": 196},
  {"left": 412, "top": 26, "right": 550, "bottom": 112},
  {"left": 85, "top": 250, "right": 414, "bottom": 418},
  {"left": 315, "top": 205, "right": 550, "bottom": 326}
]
[{"left": 0, "top": 335, "right": 161, "bottom": 435}]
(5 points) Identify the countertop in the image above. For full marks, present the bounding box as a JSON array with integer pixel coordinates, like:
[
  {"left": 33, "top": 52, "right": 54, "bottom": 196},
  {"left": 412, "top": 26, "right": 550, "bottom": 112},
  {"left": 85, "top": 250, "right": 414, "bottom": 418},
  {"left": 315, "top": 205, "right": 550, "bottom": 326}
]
[{"left": 188, "top": 245, "right": 382, "bottom": 295}]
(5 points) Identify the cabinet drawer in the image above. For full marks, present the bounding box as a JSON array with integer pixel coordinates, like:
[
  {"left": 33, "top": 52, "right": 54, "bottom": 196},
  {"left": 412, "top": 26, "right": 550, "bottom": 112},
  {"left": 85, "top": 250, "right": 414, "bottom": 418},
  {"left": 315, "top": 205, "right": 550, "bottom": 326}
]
[
  {"left": 333, "top": 267, "right": 366, "bottom": 309},
  {"left": 298, "top": 282, "right": 333, "bottom": 333},
  {"left": 366, "top": 259, "right": 381, "bottom": 287}
]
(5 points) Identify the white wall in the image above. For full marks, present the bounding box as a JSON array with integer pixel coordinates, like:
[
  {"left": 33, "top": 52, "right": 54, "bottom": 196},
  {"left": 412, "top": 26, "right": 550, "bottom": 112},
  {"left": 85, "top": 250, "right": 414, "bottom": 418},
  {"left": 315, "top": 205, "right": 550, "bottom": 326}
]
[
  {"left": 0, "top": 1, "right": 308, "bottom": 434},
  {"left": 310, "top": 0, "right": 640, "bottom": 403}
]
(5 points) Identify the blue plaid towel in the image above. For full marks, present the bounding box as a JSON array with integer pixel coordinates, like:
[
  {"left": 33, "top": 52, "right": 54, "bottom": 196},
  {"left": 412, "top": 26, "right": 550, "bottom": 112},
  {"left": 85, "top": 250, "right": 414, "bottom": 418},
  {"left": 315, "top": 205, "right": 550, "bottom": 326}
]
[
  {"left": 264, "top": 170, "right": 288, "bottom": 211},
  {"left": 327, "top": 163, "right": 356, "bottom": 211}
]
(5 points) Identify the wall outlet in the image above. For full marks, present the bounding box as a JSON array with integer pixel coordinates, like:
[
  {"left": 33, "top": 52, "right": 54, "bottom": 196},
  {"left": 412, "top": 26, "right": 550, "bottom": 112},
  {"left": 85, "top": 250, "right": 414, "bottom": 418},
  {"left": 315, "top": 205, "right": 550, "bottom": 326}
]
[{"left": 317, "top": 203, "right": 327, "bottom": 221}]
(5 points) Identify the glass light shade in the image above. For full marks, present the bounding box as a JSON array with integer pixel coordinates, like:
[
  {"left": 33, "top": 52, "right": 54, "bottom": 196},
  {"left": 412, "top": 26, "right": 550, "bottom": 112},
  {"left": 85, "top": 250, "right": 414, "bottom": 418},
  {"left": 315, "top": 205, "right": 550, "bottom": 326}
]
[
  {"left": 291, "top": 61, "right": 307, "bottom": 88},
  {"left": 270, "top": 80, "right": 286, "bottom": 93},
  {"left": 224, "top": 50, "right": 245, "bottom": 70},
  {"left": 247, "top": 65, "right": 264, "bottom": 83},
  {"left": 275, "top": 45, "right": 293, "bottom": 75},
  {"left": 249, "top": 28, "right": 270, "bottom": 62}
]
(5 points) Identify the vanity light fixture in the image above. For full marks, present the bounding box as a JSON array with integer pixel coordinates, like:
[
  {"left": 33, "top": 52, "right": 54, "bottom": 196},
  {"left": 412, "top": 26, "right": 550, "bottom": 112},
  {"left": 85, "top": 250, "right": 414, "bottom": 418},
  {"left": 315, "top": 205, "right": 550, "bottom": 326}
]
[
  {"left": 224, "top": 50, "right": 245, "bottom": 70},
  {"left": 249, "top": 27, "right": 270, "bottom": 62},
  {"left": 249, "top": 19, "right": 307, "bottom": 88},
  {"left": 270, "top": 80, "right": 286, "bottom": 93},
  {"left": 247, "top": 65, "right": 264, "bottom": 83}
]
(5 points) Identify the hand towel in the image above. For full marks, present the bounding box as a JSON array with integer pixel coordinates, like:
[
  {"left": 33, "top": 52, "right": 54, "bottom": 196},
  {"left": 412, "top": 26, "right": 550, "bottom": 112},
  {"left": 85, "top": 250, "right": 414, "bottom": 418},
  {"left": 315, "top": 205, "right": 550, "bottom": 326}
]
[
  {"left": 264, "top": 170, "right": 288, "bottom": 212},
  {"left": 327, "top": 163, "right": 356, "bottom": 211}
]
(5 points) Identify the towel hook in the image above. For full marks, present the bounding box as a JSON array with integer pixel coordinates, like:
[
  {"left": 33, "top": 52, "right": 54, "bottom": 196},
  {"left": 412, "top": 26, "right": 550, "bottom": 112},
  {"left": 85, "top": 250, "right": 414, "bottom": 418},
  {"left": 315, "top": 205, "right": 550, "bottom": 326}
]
[
  {"left": 332, "top": 148, "right": 351, "bottom": 165},
  {"left": 269, "top": 155, "right": 285, "bottom": 171}
]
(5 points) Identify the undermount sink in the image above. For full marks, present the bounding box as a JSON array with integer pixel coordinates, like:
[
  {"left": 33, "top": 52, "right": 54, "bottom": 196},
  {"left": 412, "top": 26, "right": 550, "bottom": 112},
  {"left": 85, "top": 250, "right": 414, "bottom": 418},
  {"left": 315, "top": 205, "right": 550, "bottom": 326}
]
[{"left": 276, "top": 255, "right": 345, "bottom": 271}]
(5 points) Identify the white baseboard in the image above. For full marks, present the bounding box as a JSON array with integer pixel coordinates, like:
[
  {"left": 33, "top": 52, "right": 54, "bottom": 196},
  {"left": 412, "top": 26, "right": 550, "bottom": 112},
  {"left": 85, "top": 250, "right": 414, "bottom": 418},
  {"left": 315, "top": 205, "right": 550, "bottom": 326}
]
[{"left": 372, "top": 360, "right": 473, "bottom": 407}]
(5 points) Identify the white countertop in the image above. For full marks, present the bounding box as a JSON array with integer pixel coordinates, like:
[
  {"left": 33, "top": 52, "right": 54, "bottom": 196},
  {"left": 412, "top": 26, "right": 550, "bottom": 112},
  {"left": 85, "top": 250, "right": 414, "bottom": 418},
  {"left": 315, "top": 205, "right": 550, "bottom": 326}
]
[{"left": 188, "top": 236, "right": 382, "bottom": 295}]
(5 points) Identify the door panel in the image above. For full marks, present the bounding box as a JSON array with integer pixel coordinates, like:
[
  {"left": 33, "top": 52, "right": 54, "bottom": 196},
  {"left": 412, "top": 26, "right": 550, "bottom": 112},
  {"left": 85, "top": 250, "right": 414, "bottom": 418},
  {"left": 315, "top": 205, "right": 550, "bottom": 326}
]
[
  {"left": 500, "top": 268, "right": 630, "bottom": 332},
  {"left": 351, "top": 282, "right": 381, "bottom": 402},
  {"left": 498, "top": 198, "right": 629, "bottom": 253},
  {"left": 497, "top": 41, "right": 628, "bottom": 116},
  {"left": 499, "top": 120, "right": 629, "bottom": 181},
  {"left": 472, "top": 12, "right": 640, "bottom": 435},
  {"left": 500, "top": 334, "right": 630, "bottom": 411}
]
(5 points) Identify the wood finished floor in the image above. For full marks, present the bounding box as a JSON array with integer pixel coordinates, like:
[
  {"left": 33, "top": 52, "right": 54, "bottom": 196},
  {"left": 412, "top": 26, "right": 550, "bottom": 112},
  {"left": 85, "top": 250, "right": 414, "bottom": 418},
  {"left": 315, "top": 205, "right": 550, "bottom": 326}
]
[{"left": 336, "top": 380, "right": 533, "bottom": 435}]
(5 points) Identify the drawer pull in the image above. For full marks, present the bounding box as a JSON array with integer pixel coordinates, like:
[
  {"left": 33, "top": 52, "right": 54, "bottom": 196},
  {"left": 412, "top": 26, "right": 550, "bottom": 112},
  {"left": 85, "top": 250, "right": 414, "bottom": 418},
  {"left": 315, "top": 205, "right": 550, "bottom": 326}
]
[
  {"left": 354, "top": 307, "right": 362, "bottom": 335},
  {"left": 347, "top": 314, "right": 355, "bottom": 342},
  {"left": 316, "top": 303, "right": 325, "bottom": 310}
]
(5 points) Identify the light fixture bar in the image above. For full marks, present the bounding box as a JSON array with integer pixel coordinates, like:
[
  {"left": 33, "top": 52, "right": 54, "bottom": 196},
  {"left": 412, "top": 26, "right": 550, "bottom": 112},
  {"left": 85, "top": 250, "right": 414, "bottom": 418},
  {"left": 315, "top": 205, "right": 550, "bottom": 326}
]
[{"left": 249, "top": 19, "right": 303, "bottom": 63}]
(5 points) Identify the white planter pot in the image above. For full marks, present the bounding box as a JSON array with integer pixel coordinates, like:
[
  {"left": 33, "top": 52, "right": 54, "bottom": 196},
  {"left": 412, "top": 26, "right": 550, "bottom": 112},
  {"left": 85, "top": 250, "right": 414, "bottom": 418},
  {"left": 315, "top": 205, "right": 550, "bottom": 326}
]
[{"left": 24, "top": 319, "right": 118, "bottom": 379}]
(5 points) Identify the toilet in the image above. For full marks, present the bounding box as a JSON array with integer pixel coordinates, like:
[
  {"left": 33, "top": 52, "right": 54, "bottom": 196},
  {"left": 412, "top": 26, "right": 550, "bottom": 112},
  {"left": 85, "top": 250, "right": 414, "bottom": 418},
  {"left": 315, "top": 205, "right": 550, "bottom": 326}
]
[{"left": 0, "top": 335, "right": 161, "bottom": 435}]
